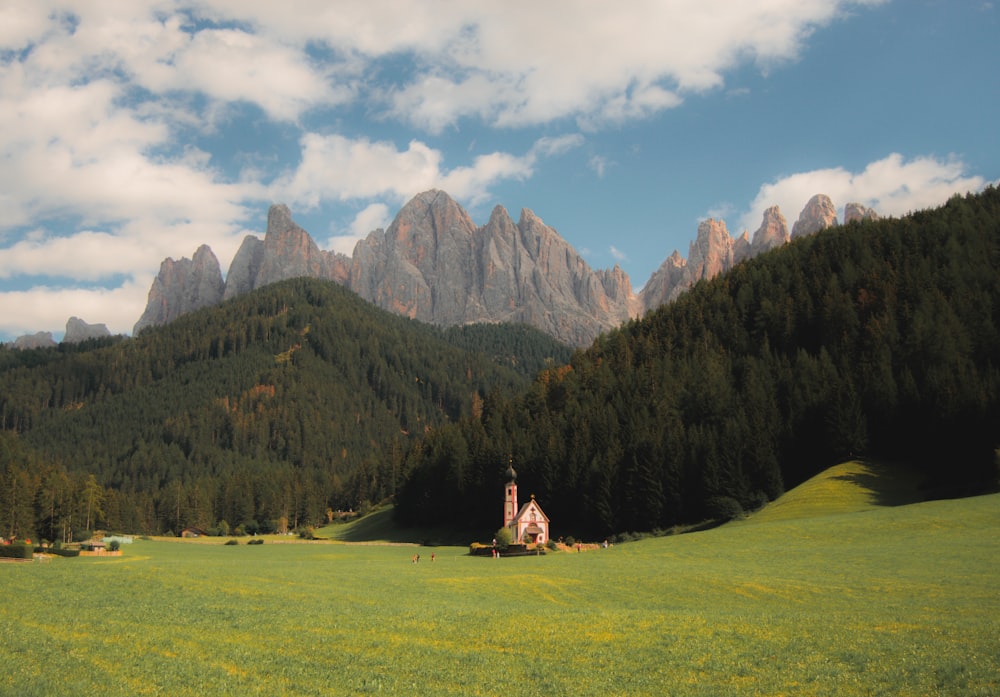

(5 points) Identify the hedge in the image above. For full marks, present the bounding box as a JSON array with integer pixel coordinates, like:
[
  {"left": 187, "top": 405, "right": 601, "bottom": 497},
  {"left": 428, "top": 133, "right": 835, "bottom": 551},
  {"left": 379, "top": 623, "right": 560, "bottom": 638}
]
[{"left": 0, "top": 544, "right": 33, "bottom": 560}]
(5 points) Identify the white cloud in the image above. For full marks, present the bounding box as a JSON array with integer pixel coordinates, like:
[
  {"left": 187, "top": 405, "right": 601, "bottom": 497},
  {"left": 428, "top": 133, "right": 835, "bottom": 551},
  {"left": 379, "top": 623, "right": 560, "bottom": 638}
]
[
  {"left": 325, "top": 203, "right": 392, "bottom": 257},
  {"left": 739, "top": 153, "right": 987, "bottom": 233},
  {"left": 270, "top": 135, "right": 444, "bottom": 207},
  {"left": 0, "top": 2, "right": 51, "bottom": 51},
  {"left": 272, "top": 132, "right": 583, "bottom": 210},
  {"left": 610, "top": 246, "right": 628, "bottom": 262},
  {"left": 374, "top": 0, "right": 887, "bottom": 129},
  {"left": 0, "top": 280, "right": 150, "bottom": 340}
]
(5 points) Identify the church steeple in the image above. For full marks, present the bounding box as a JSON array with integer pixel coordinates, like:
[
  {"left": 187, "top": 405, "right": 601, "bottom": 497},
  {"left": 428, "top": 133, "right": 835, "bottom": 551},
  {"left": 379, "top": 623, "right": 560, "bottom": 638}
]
[{"left": 503, "top": 458, "right": 518, "bottom": 530}]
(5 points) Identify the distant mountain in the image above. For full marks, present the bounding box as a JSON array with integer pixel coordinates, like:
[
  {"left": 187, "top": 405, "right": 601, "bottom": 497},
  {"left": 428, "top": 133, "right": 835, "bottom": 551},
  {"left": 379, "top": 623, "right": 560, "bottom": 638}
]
[
  {"left": 133, "top": 244, "right": 225, "bottom": 334},
  {"left": 64, "top": 317, "right": 111, "bottom": 343},
  {"left": 6, "top": 317, "right": 112, "bottom": 349},
  {"left": 133, "top": 190, "right": 878, "bottom": 345}
]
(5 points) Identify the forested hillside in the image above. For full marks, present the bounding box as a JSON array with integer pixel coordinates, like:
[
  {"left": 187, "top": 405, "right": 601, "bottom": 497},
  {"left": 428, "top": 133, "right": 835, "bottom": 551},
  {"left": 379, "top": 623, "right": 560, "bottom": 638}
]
[
  {"left": 0, "top": 279, "right": 569, "bottom": 540},
  {"left": 395, "top": 188, "right": 1000, "bottom": 538}
]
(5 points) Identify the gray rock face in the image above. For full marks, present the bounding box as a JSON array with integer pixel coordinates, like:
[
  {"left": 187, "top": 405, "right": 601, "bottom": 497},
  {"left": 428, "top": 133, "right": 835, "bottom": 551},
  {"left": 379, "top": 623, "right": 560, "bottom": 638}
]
[
  {"left": 255, "top": 204, "right": 351, "bottom": 289},
  {"left": 733, "top": 230, "right": 751, "bottom": 266},
  {"left": 223, "top": 205, "right": 351, "bottom": 301},
  {"left": 133, "top": 244, "right": 225, "bottom": 335},
  {"left": 687, "top": 218, "right": 734, "bottom": 283},
  {"left": 639, "top": 219, "right": 735, "bottom": 312},
  {"left": 351, "top": 190, "right": 477, "bottom": 323},
  {"left": 844, "top": 202, "right": 880, "bottom": 224},
  {"left": 791, "top": 194, "right": 838, "bottom": 239},
  {"left": 11, "top": 331, "right": 57, "bottom": 349},
  {"left": 223, "top": 235, "right": 264, "bottom": 301},
  {"left": 64, "top": 317, "right": 111, "bottom": 343},
  {"left": 640, "top": 250, "right": 686, "bottom": 308},
  {"left": 132, "top": 190, "right": 880, "bottom": 347},
  {"left": 750, "top": 206, "right": 790, "bottom": 257},
  {"left": 351, "top": 190, "right": 634, "bottom": 346}
]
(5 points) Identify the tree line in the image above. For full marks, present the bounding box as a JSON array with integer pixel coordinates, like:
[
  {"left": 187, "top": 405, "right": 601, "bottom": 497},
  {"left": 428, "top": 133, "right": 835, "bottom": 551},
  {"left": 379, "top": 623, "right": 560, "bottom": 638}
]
[{"left": 394, "top": 188, "right": 1000, "bottom": 538}]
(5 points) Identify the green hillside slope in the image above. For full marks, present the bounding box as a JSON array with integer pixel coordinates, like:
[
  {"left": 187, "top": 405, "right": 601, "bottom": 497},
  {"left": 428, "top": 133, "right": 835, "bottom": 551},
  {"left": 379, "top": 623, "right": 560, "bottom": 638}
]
[
  {"left": 741, "top": 459, "right": 925, "bottom": 524},
  {"left": 0, "top": 278, "right": 568, "bottom": 539}
]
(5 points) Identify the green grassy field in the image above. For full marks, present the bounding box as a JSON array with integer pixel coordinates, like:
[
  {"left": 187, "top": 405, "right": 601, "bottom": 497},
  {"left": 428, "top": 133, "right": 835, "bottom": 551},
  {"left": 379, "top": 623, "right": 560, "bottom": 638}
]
[{"left": 1, "top": 464, "right": 998, "bottom": 696}]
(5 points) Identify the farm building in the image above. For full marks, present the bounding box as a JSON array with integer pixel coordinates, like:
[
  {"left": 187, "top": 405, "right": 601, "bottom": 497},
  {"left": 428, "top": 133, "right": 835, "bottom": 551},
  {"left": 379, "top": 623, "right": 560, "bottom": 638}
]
[{"left": 503, "top": 463, "right": 550, "bottom": 544}]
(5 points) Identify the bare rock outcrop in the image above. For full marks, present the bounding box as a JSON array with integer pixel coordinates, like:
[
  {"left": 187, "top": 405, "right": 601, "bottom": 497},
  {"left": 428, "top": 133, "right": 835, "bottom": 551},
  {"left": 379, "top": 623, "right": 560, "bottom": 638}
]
[
  {"left": 639, "top": 251, "right": 686, "bottom": 313},
  {"left": 351, "top": 190, "right": 634, "bottom": 346},
  {"left": 844, "top": 202, "right": 880, "bottom": 224},
  {"left": 222, "top": 235, "right": 264, "bottom": 301},
  {"left": 133, "top": 245, "right": 225, "bottom": 335},
  {"left": 132, "top": 190, "right": 881, "bottom": 347},
  {"left": 791, "top": 194, "right": 838, "bottom": 239},
  {"left": 254, "top": 204, "right": 351, "bottom": 290},
  {"left": 750, "top": 205, "right": 790, "bottom": 256},
  {"left": 639, "top": 218, "right": 737, "bottom": 311},
  {"left": 64, "top": 317, "right": 111, "bottom": 343},
  {"left": 10, "top": 331, "right": 57, "bottom": 349}
]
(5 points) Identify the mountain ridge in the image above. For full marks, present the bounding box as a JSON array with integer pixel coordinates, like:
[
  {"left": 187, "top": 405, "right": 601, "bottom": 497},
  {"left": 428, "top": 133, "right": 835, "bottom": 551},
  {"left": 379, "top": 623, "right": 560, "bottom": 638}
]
[{"left": 8, "top": 190, "right": 869, "bottom": 348}]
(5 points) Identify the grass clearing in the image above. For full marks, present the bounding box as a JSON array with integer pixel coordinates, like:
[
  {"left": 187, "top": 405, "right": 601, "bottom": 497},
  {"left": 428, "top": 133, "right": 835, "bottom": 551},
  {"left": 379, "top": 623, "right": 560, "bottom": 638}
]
[
  {"left": 1, "top": 469, "right": 997, "bottom": 696},
  {"left": 742, "top": 458, "right": 926, "bottom": 524}
]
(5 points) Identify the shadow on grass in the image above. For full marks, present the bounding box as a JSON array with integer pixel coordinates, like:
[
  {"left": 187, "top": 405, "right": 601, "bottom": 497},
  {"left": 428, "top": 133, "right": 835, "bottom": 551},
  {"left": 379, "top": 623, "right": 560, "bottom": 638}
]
[
  {"left": 319, "top": 506, "right": 479, "bottom": 546},
  {"left": 830, "top": 459, "right": 926, "bottom": 507}
]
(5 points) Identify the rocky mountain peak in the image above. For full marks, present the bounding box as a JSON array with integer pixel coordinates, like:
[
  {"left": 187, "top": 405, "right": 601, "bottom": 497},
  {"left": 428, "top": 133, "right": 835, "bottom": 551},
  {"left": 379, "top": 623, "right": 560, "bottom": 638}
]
[
  {"left": 688, "top": 218, "right": 734, "bottom": 282},
  {"left": 791, "top": 194, "right": 838, "bottom": 238},
  {"left": 255, "top": 204, "right": 350, "bottom": 288},
  {"left": 844, "top": 202, "right": 880, "bottom": 223},
  {"left": 132, "top": 190, "right": 882, "bottom": 347},
  {"left": 10, "top": 331, "right": 57, "bottom": 350},
  {"left": 223, "top": 204, "right": 350, "bottom": 301},
  {"left": 751, "top": 205, "right": 790, "bottom": 256},
  {"left": 133, "top": 244, "right": 225, "bottom": 335},
  {"left": 267, "top": 203, "right": 295, "bottom": 232},
  {"left": 65, "top": 317, "right": 111, "bottom": 343}
]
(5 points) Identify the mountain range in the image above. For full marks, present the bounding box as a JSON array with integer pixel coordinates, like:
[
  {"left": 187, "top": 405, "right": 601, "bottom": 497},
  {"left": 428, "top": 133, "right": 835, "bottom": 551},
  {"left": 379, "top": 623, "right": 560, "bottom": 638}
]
[
  {"left": 2, "top": 187, "right": 995, "bottom": 539},
  {"left": 11, "top": 191, "right": 877, "bottom": 348}
]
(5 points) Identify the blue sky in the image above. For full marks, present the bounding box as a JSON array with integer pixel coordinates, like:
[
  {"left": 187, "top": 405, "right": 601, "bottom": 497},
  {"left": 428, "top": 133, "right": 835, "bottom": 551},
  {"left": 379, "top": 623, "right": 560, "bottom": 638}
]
[{"left": 0, "top": 0, "right": 997, "bottom": 341}]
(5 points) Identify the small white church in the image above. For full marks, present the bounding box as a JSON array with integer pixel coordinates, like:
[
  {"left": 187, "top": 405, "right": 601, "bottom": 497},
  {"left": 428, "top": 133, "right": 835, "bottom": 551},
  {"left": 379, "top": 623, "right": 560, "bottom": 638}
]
[{"left": 503, "top": 462, "right": 550, "bottom": 545}]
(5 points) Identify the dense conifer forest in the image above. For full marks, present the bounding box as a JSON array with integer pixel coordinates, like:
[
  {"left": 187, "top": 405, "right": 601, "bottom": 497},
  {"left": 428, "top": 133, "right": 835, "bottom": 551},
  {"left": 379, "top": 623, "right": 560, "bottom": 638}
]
[
  {"left": 394, "top": 188, "right": 1000, "bottom": 537},
  {"left": 0, "top": 279, "right": 569, "bottom": 540}
]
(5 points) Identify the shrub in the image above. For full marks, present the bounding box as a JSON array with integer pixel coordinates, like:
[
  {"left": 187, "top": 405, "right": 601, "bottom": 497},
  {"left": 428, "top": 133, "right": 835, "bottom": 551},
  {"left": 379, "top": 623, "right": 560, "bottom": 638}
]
[
  {"left": 107, "top": 540, "right": 121, "bottom": 552},
  {"left": 494, "top": 526, "right": 512, "bottom": 551},
  {"left": 224, "top": 539, "right": 239, "bottom": 546},
  {"left": 248, "top": 538, "right": 264, "bottom": 545},
  {"left": 706, "top": 496, "right": 745, "bottom": 521}
]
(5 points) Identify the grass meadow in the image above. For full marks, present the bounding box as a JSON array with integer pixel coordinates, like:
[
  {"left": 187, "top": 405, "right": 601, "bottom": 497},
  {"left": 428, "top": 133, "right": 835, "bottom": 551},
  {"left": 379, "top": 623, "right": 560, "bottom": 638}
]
[{"left": 1, "top": 462, "right": 998, "bottom": 696}]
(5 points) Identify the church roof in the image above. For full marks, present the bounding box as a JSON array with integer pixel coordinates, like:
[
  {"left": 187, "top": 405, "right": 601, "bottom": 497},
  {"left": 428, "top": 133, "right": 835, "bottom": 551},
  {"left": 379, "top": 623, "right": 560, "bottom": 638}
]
[{"left": 514, "top": 496, "right": 549, "bottom": 523}]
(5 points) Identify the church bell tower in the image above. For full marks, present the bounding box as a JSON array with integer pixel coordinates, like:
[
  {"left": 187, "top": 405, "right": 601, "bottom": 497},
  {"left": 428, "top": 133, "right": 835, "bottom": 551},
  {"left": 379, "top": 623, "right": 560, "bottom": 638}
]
[{"left": 503, "top": 460, "right": 518, "bottom": 530}]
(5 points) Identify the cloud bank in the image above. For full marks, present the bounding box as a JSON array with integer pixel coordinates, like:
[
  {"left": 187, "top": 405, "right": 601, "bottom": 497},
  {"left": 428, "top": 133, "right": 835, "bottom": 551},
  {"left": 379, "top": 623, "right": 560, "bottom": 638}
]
[{"left": 739, "top": 154, "right": 987, "bottom": 234}]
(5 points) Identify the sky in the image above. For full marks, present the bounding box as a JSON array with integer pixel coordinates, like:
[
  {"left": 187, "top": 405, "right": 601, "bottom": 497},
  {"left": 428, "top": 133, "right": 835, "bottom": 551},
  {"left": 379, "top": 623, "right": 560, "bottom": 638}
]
[{"left": 1, "top": 0, "right": 997, "bottom": 341}]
